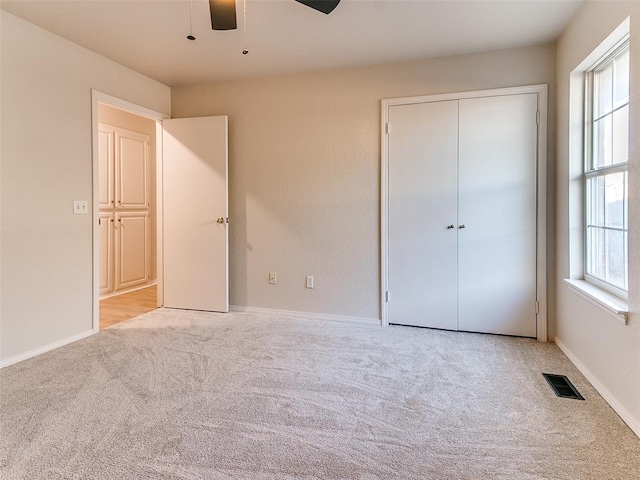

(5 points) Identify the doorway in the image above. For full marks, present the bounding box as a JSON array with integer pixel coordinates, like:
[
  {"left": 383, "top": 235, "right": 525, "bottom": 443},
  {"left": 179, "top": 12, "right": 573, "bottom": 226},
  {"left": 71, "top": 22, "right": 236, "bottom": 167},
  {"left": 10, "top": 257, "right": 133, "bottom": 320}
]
[
  {"left": 91, "top": 91, "right": 168, "bottom": 332},
  {"left": 97, "top": 104, "right": 156, "bottom": 328},
  {"left": 91, "top": 92, "right": 230, "bottom": 333}
]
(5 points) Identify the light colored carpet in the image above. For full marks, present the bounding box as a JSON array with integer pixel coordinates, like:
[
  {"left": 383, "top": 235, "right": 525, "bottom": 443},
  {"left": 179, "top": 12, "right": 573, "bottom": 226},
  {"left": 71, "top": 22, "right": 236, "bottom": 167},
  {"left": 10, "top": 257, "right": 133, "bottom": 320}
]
[{"left": 1, "top": 308, "right": 639, "bottom": 479}]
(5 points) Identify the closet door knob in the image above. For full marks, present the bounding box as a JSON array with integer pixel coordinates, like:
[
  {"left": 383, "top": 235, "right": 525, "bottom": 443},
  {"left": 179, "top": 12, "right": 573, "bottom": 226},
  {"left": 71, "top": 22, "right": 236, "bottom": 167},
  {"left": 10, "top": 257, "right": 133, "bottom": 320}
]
[
  {"left": 447, "top": 225, "right": 455, "bottom": 229},
  {"left": 459, "top": 225, "right": 466, "bottom": 229}
]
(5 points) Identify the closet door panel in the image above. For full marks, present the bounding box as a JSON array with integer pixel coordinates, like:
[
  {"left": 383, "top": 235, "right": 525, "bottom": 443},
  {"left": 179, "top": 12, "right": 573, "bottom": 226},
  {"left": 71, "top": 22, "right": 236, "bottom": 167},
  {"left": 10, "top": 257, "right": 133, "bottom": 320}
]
[
  {"left": 116, "top": 130, "right": 150, "bottom": 209},
  {"left": 99, "top": 212, "right": 114, "bottom": 294},
  {"left": 457, "top": 94, "right": 538, "bottom": 337},
  {"left": 98, "top": 126, "right": 114, "bottom": 209},
  {"left": 388, "top": 101, "right": 459, "bottom": 329},
  {"left": 114, "top": 211, "right": 150, "bottom": 290}
]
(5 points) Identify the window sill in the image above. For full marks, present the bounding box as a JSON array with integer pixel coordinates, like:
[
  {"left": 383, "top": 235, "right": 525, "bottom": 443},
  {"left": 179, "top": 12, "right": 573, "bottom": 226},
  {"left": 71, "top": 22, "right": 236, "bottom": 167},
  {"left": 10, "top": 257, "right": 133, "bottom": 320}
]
[{"left": 563, "top": 279, "right": 628, "bottom": 324}]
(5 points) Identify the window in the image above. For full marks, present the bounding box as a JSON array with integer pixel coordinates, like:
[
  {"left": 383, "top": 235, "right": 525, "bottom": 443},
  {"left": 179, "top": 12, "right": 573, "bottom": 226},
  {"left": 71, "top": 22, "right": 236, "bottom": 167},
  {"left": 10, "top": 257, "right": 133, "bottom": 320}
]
[{"left": 584, "top": 40, "right": 630, "bottom": 297}]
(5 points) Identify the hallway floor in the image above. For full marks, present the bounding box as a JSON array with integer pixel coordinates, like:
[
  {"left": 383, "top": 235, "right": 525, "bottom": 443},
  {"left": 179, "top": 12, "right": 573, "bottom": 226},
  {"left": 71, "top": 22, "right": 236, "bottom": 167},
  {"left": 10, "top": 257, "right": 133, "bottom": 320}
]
[{"left": 100, "top": 285, "right": 158, "bottom": 329}]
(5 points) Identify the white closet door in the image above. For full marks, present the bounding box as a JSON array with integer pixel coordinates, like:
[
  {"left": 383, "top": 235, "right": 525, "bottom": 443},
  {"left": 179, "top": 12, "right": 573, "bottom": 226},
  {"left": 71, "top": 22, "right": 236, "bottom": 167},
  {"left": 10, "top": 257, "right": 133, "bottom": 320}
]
[
  {"left": 388, "top": 101, "right": 459, "bottom": 329},
  {"left": 97, "top": 126, "right": 114, "bottom": 209},
  {"left": 457, "top": 94, "right": 538, "bottom": 337},
  {"left": 98, "top": 212, "right": 114, "bottom": 294},
  {"left": 163, "top": 116, "right": 229, "bottom": 313},
  {"left": 115, "top": 129, "right": 150, "bottom": 210},
  {"left": 114, "top": 211, "right": 150, "bottom": 290}
]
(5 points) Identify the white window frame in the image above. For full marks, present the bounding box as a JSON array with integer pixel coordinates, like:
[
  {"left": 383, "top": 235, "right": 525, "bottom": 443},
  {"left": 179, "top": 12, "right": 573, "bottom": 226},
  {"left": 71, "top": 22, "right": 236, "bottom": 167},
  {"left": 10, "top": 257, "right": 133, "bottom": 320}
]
[
  {"left": 583, "top": 39, "right": 630, "bottom": 300},
  {"left": 564, "top": 17, "right": 629, "bottom": 324}
]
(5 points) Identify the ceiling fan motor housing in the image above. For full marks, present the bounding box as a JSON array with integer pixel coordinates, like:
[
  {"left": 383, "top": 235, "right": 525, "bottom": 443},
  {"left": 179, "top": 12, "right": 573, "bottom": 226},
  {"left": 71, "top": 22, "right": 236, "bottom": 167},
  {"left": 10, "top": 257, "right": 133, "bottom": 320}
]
[{"left": 209, "top": 0, "right": 341, "bottom": 31}]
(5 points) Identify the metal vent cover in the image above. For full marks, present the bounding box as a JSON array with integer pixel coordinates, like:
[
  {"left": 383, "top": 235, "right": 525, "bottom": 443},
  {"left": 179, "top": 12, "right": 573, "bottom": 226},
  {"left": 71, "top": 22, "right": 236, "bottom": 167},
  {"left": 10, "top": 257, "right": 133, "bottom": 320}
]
[{"left": 542, "top": 373, "right": 584, "bottom": 400}]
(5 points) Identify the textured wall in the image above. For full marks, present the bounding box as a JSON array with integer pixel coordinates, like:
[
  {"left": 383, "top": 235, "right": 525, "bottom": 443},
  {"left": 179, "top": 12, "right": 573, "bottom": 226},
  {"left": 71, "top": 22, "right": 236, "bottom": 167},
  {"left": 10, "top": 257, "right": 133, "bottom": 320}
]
[
  {"left": 555, "top": 1, "right": 640, "bottom": 434},
  {"left": 172, "top": 44, "right": 556, "bottom": 321},
  {"left": 98, "top": 104, "right": 158, "bottom": 282},
  {"left": 0, "top": 12, "right": 170, "bottom": 362}
]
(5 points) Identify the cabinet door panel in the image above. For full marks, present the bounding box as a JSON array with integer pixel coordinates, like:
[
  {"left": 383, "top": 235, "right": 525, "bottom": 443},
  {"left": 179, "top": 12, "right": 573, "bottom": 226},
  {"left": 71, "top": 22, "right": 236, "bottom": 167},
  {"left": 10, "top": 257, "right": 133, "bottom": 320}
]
[
  {"left": 458, "top": 94, "right": 538, "bottom": 337},
  {"left": 98, "top": 126, "right": 114, "bottom": 209},
  {"left": 99, "top": 212, "right": 114, "bottom": 294},
  {"left": 115, "top": 211, "right": 150, "bottom": 290},
  {"left": 388, "top": 100, "right": 459, "bottom": 329},
  {"left": 116, "top": 130, "right": 149, "bottom": 209}
]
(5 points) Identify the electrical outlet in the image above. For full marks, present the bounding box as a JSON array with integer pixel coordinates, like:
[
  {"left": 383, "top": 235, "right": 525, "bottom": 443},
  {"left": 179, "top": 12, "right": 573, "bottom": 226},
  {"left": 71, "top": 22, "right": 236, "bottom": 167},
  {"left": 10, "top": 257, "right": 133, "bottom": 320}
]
[
  {"left": 306, "top": 275, "right": 314, "bottom": 289},
  {"left": 73, "top": 200, "right": 88, "bottom": 215},
  {"left": 269, "top": 272, "right": 277, "bottom": 284}
]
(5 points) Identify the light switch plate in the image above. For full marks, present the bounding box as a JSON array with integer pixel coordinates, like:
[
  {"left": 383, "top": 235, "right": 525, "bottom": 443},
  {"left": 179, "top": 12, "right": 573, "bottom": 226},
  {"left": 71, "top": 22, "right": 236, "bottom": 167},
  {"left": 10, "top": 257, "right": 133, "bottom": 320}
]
[{"left": 73, "top": 200, "right": 88, "bottom": 215}]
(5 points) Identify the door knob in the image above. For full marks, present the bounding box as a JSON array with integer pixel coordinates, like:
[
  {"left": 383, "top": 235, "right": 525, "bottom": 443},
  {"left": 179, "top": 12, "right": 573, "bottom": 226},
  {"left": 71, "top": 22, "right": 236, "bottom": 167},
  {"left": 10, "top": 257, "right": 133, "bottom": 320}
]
[
  {"left": 447, "top": 225, "right": 455, "bottom": 229},
  {"left": 216, "top": 217, "right": 226, "bottom": 224},
  {"left": 459, "top": 225, "right": 466, "bottom": 229}
]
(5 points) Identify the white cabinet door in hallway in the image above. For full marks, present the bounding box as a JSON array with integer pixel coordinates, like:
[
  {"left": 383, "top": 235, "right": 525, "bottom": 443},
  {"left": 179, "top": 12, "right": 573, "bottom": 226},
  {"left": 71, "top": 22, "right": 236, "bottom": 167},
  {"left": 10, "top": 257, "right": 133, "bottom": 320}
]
[
  {"left": 162, "top": 116, "right": 229, "bottom": 313},
  {"left": 116, "top": 129, "right": 151, "bottom": 210},
  {"left": 115, "top": 211, "right": 150, "bottom": 291},
  {"left": 98, "top": 212, "right": 114, "bottom": 294},
  {"left": 386, "top": 91, "right": 539, "bottom": 338},
  {"left": 98, "top": 124, "right": 151, "bottom": 296}
]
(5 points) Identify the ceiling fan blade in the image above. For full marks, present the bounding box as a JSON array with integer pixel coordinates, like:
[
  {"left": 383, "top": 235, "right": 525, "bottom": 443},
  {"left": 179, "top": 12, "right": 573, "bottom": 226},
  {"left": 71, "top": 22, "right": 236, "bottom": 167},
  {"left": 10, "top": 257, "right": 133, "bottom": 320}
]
[
  {"left": 209, "top": 0, "right": 237, "bottom": 30},
  {"left": 294, "top": 0, "right": 341, "bottom": 15}
]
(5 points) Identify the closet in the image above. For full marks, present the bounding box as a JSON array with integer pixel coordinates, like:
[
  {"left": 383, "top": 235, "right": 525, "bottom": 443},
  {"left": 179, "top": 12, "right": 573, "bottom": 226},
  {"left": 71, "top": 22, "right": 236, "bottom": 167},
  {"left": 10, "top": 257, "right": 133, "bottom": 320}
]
[
  {"left": 384, "top": 88, "right": 544, "bottom": 338},
  {"left": 98, "top": 123, "right": 151, "bottom": 295}
]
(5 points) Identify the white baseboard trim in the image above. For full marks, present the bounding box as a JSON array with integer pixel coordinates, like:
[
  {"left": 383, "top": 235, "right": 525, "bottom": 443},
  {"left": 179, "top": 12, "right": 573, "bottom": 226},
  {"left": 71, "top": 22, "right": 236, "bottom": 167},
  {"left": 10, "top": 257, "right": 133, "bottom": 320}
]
[
  {"left": 554, "top": 336, "right": 640, "bottom": 439},
  {"left": 0, "top": 329, "right": 95, "bottom": 369},
  {"left": 229, "top": 305, "right": 381, "bottom": 326},
  {"left": 100, "top": 280, "right": 157, "bottom": 300}
]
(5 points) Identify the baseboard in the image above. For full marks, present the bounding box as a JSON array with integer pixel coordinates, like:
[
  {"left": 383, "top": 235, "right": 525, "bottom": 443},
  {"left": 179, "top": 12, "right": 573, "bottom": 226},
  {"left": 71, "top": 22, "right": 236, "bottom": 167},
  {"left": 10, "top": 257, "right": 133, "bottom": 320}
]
[
  {"left": 554, "top": 336, "right": 640, "bottom": 439},
  {"left": 100, "top": 280, "right": 157, "bottom": 300},
  {"left": 229, "top": 305, "right": 381, "bottom": 326},
  {"left": 0, "top": 329, "right": 95, "bottom": 369}
]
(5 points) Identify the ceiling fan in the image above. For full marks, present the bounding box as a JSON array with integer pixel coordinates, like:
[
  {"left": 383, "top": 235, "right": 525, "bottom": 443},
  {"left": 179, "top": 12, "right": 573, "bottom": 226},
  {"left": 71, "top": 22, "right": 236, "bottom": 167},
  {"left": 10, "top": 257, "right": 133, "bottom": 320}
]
[{"left": 208, "top": 0, "right": 341, "bottom": 30}]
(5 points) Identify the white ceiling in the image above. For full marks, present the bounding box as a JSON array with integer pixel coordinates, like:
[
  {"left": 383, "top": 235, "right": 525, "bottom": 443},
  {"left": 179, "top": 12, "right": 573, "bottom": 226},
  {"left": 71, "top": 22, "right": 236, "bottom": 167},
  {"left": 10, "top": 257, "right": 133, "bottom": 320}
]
[{"left": 1, "top": 0, "right": 584, "bottom": 87}]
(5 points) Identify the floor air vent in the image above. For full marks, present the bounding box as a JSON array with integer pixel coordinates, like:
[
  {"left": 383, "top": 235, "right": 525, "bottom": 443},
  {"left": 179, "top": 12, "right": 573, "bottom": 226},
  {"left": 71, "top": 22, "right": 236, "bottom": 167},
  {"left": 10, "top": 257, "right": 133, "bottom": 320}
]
[{"left": 542, "top": 373, "right": 584, "bottom": 400}]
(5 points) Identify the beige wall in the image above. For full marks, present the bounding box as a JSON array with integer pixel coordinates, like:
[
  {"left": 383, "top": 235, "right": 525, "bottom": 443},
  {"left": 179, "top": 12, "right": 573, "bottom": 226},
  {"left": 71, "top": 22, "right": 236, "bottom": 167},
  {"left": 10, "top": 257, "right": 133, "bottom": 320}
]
[
  {"left": 98, "top": 104, "right": 158, "bottom": 282},
  {"left": 172, "top": 44, "right": 556, "bottom": 322},
  {"left": 555, "top": 1, "right": 640, "bottom": 434},
  {"left": 0, "top": 12, "right": 170, "bottom": 363}
]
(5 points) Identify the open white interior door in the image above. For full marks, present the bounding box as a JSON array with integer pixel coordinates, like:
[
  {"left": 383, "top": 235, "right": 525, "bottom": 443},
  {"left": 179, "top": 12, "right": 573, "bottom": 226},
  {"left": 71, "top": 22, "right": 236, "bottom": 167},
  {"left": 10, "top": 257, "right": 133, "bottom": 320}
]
[{"left": 162, "top": 116, "right": 228, "bottom": 312}]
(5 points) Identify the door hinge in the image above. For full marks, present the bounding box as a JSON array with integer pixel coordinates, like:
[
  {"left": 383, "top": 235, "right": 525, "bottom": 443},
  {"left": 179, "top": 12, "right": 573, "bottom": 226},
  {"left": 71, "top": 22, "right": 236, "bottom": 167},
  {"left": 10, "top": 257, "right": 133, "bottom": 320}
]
[
  {"left": 536, "top": 111, "right": 540, "bottom": 125},
  {"left": 385, "top": 123, "right": 390, "bottom": 135},
  {"left": 385, "top": 291, "right": 390, "bottom": 303},
  {"left": 535, "top": 301, "right": 539, "bottom": 314}
]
